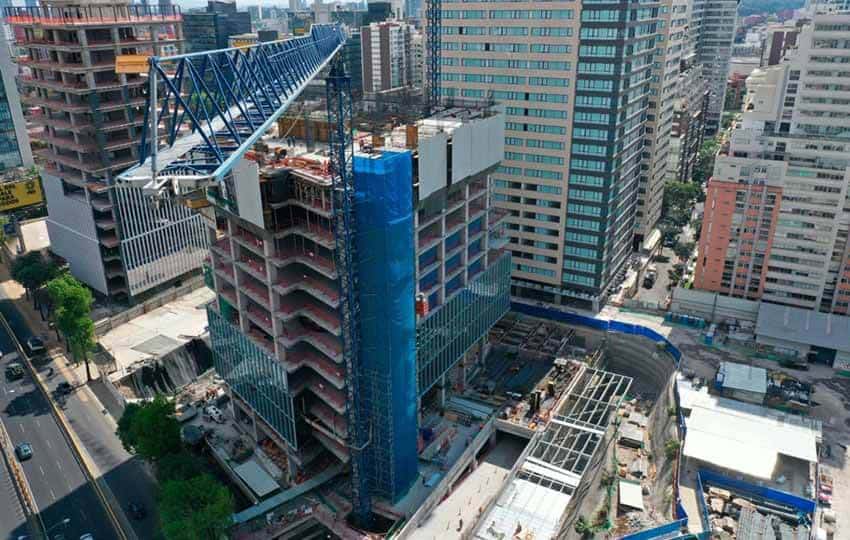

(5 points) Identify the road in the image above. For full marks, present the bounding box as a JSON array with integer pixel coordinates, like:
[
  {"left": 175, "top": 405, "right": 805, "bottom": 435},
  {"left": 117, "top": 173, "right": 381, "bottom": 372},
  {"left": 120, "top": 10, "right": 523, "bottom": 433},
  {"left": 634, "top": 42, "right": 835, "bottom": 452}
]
[
  {"left": 0, "top": 308, "right": 118, "bottom": 540},
  {"left": 0, "top": 432, "right": 29, "bottom": 540},
  {"left": 0, "top": 299, "right": 160, "bottom": 539}
]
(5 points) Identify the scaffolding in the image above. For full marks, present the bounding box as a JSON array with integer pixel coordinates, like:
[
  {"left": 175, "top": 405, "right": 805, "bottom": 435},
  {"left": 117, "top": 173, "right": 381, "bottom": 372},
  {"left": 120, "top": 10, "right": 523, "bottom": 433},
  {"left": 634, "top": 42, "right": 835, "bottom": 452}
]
[{"left": 325, "top": 58, "right": 371, "bottom": 524}]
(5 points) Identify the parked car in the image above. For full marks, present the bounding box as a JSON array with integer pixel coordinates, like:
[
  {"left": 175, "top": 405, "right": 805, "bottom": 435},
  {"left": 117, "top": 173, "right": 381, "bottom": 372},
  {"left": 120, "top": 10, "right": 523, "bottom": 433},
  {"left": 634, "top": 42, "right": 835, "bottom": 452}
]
[
  {"left": 26, "top": 336, "right": 45, "bottom": 356},
  {"left": 15, "top": 442, "right": 33, "bottom": 461},
  {"left": 5, "top": 363, "right": 24, "bottom": 381},
  {"left": 56, "top": 382, "right": 73, "bottom": 395},
  {"left": 203, "top": 405, "right": 225, "bottom": 424}
]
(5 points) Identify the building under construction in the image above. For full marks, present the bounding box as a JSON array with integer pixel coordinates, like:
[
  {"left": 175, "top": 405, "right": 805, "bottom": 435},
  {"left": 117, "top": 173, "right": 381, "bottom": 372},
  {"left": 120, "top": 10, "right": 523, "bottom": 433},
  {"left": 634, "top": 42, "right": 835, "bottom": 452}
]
[{"left": 205, "top": 95, "right": 511, "bottom": 519}]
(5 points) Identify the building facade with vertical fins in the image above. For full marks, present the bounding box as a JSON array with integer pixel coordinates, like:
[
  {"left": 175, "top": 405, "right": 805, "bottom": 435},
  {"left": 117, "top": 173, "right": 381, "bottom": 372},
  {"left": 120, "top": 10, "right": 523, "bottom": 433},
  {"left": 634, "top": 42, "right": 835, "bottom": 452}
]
[{"left": 6, "top": 1, "right": 208, "bottom": 299}]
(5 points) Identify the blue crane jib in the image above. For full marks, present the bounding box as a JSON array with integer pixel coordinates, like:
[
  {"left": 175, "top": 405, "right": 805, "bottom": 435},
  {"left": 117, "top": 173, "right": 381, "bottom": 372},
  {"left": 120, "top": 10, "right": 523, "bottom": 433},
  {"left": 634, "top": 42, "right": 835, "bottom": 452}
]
[{"left": 118, "top": 24, "right": 346, "bottom": 195}]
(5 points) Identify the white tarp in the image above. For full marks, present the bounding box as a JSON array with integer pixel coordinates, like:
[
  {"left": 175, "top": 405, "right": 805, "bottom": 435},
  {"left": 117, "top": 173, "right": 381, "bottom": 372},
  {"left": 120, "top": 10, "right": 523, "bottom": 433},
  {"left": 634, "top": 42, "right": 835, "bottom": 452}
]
[{"left": 619, "top": 480, "right": 645, "bottom": 511}]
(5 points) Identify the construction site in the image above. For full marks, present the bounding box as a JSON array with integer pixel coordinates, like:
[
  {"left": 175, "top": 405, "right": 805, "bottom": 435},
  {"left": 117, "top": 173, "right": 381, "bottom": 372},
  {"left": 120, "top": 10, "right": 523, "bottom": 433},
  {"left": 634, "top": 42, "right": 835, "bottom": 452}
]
[{"left": 104, "top": 22, "right": 730, "bottom": 540}]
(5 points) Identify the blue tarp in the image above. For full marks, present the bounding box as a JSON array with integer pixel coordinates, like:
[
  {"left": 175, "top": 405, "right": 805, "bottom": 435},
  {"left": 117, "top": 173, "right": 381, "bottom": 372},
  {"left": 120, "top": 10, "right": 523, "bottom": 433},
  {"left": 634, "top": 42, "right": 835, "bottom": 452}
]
[{"left": 353, "top": 150, "right": 419, "bottom": 501}]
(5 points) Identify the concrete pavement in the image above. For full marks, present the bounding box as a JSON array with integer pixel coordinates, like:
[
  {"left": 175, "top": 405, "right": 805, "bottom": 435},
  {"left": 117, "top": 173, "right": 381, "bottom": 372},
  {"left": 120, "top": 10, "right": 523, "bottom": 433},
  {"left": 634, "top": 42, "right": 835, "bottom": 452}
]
[{"left": 0, "top": 271, "right": 158, "bottom": 539}]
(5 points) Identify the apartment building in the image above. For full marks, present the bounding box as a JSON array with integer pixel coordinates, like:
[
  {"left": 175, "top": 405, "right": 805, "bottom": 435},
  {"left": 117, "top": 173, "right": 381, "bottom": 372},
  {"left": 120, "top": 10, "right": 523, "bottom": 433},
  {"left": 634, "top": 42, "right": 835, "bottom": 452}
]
[
  {"left": 437, "top": 1, "right": 661, "bottom": 310},
  {"left": 206, "top": 105, "right": 509, "bottom": 504},
  {"left": 636, "top": 0, "right": 691, "bottom": 247},
  {"left": 694, "top": 12, "right": 850, "bottom": 315},
  {"left": 360, "top": 21, "right": 418, "bottom": 94},
  {"left": 183, "top": 0, "right": 251, "bottom": 53},
  {"left": 6, "top": 1, "right": 207, "bottom": 299},
  {"left": 0, "top": 36, "right": 33, "bottom": 169},
  {"left": 667, "top": 0, "right": 708, "bottom": 183},
  {"left": 691, "top": 0, "right": 738, "bottom": 134}
]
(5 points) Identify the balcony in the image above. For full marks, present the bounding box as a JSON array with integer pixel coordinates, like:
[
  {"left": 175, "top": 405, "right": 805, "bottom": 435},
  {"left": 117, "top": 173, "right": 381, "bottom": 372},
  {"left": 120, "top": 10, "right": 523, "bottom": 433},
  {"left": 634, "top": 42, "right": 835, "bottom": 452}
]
[
  {"left": 95, "top": 217, "right": 116, "bottom": 230},
  {"left": 272, "top": 248, "right": 337, "bottom": 280},
  {"left": 242, "top": 277, "right": 271, "bottom": 309},
  {"left": 246, "top": 304, "right": 273, "bottom": 335},
  {"left": 289, "top": 373, "right": 347, "bottom": 415},
  {"left": 311, "top": 429, "right": 349, "bottom": 463},
  {"left": 308, "top": 402, "right": 348, "bottom": 440},
  {"left": 210, "top": 238, "right": 232, "bottom": 259},
  {"left": 274, "top": 271, "right": 340, "bottom": 309},
  {"left": 237, "top": 257, "right": 267, "bottom": 281},
  {"left": 232, "top": 228, "right": 265, "bottom": 255},
  {"left": 99, "top": 232, "right": 119, "bottom": 248},
  {"left": 247, "top": 328, "right": 275, "bottom": 356},
  {"left": 214, "top": 263, "right": 235, "bottom": 285},
  {"left": 17, "top": 58, "right": 116, "bottom": 74},
  {"left": 284, "top": 349, "right": 345, "bottom": 389},
  {"left": 219, "top": 286, "right": 238, "bottom": 308},
  {"left": 279, "top": 321, "right": 341, "bottom": 362},
  {"left": 488, "top": 207, "right": 510, "bottom": 228},
  {"left": 15, "top": 35, "right": 181, "bottom": 51},
  {"left": 86, "top": 180, "right": 109, "bottom": 194},
  {"left": 418, "top": 225, "right": 442, "bottom": 251},
  {"left": 5, "top": 5, "right": 182, "bottom": 27},
  {"left": 445, "top": 210, "right": 465, "bottom": 235},
  {"left": 277, "top": 295, "right": 341, "bottom": 335},
  {"left": 275, "top": 220, "right": 335, "bottom": 250}
]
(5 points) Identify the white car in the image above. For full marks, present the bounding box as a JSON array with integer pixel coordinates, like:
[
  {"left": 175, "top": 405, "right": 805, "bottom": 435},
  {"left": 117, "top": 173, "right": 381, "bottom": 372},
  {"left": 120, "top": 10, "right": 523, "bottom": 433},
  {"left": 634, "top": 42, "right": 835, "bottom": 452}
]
[{"left": 204, "top": 405, "right": 225, "bottom": 424}]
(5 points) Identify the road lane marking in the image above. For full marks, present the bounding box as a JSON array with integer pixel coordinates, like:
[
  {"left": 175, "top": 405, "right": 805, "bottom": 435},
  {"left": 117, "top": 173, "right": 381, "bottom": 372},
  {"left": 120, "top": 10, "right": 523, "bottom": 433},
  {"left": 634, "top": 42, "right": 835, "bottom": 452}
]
[
  {"left": 45, "top": 439, "right": 51, "bottom": 449},
  {"left": 49, "top": 488, "right": 56, "bottom": 501},
  {"left": 17, "top": 424, "right": 22, "bottom": 433},
  {"left": 39, "top": 465, "right": 45, "bottom": 476},
  {"left": 34, "top": 418, "right": 40, "bottom": 428}
]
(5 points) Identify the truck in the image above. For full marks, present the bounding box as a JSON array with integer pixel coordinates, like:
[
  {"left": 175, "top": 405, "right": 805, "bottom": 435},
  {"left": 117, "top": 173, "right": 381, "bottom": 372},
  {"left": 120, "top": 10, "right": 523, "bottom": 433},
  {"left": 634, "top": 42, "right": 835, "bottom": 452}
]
[{"left": 643, "top": 265, "right": 658, "bottom": 288}]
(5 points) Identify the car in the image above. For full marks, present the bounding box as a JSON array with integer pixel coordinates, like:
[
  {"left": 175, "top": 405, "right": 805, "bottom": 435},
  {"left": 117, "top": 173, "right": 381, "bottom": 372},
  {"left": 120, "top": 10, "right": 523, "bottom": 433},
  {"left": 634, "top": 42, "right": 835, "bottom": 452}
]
[
  {"left": 5, "top": 363, "right": 24, "bottom": 381},
  {"left": 56, "top": 382, "right": 73, "bottom": 395},
  {"left": 127, "top": 502, "right": 147, "bottom": 520},
  {"left": 26, "top": 336, "right": 45, "bottom": 355},
  {"left": 79, "top": 535, "right": 94, "bottom": 540},
  {"left": 203, "top": 405, "right": 225, "bottom": 424},
  {"left": 14, "top": 443, "right": 33, "bottom": 461}
]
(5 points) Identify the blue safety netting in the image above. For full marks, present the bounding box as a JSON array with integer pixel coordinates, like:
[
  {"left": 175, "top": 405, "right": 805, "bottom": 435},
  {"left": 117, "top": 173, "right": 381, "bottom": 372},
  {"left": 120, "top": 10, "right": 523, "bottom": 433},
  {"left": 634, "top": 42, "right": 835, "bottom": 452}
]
[{"left": 353, "top": 150, "right": 418, "bottom": 502}]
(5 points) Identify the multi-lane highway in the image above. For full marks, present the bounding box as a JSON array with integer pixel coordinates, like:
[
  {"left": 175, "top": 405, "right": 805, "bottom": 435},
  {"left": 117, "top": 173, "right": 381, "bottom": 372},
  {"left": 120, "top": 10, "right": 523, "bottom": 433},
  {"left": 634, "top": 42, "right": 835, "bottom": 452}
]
[
  {"left": 0, "top": 312, "right": 118, "bottom": 540},
  {"left": 0, "top": 432, "right": 29, "bottom": 540}
]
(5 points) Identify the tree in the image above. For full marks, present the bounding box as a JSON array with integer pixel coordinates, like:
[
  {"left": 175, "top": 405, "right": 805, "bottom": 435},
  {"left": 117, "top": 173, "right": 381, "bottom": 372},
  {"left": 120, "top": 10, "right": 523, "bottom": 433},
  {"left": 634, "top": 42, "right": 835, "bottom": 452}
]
[
  {"left": 156, "top": 450, "right": 206, "bottom": 484},
  {"left": 46, "top": 274, "right": 95, "bottom": 380},
  {"left": 662, "top": 181, "right": 703, "bottom": 227},
  {"left": 159, "top": 474, "right": 234, "bottom": 540},
  {"left": 693, "top": 139, "right": 720, "bottom": 185},
  {"left": 673, "top": 241, "right": 695, "bottom": 261},
  {"left": 116, "top": 395, "right": 181, "bottom": 462},
  {"left": 11, "top": 251, "right": 60, "bottom": 307}
]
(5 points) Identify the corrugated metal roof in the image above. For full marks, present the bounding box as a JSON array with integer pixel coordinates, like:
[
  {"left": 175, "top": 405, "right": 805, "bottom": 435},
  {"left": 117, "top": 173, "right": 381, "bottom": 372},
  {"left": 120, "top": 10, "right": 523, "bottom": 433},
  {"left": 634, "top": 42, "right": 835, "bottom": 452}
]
[
  {"left": 680, "top": 376, "right": 820, "bottom": 479},
  {"left": 717, "top": 361, "right": 767, "bottom": 395},
  {"left": 756, "top": 302, "right": 850, "bottom": 353}
]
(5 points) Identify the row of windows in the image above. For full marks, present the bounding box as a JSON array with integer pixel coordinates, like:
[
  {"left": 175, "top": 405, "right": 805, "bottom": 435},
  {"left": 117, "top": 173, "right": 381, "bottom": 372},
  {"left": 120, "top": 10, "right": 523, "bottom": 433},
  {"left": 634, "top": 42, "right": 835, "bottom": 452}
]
[
  {"left": 568, "top": 188, "right": 603, "bottom": 202},
  {"left": 578, "top": 62, "right": 616, "bottom": 75},
  {"left": 575, "top": 95, "right": 612, "bottom": 107},
  {"left": 491, "top": 91, "right": 568, "bottom": 103},
  {"left": 569, "top": 173, "right": 605, "bottom": 187},
  {"left": 442, "top": 25, "right": 574, "bottom": 35},
  {"left": 444, "top": 9, "right": 574, "bottom": 18},
  {"left": 526, "top": 138, "right": 565, "bottom": 150},
  {"left": 443, "top": 73, "right": 528, "bottom": 85},
  {"left": 563, "top": 273, "right": 596, "bottom": 286},
  {"left": 505, "top": 106, "right": 568, "bottom": 119},
  {"left": 568, "top": 203, "right": 603, "bottom": 217},
  {"left": 442, "top": 42, "right": 572, "bottom": 54},
  {"left": 579, "top": 45, "right": 618, "bottom": 57},
  {"left": 572, "top": 143, "right": 607, "bottom": 156},
  {"left": 505, "top": 152, "right": 565, "bottom": 165},
  {"left": 563, "top": 259, "right": 597, "bottom": 273},
  {"left": 565, "top": 231, "right": 599, "bottom": 245},
  {"left": 571, "top": 158, "right": 606, "bottom": 172},
  {"left": 454, "top": 58, "right": 569, "bottom": 70},
  {"left": 567, "top": 217, "right": 601, "bottom": 231},
  {"left": 573, "top": 127, "right": 608, "bottom": 141},
  {"left": 505, "top": 122, "right": 567, "bottom": 135},
  {"left": 515, "top": 264, "right": 555, "bottom": 277},
  {"left": 495, "top": 166, "right": 564, "bottom": 181},
  {"left": 577, "top": 79, "right": 614, "bottom": 91},
  {"left": 574, "top": 112, "right": 611, "bottom": 125}
]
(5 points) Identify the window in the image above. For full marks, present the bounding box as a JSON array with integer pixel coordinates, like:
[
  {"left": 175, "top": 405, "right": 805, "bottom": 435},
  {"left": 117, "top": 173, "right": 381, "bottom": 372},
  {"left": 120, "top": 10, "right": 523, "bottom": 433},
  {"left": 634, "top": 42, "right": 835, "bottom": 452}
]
[
  {"left": 565, "top": 231, "right": 598, "bottom": 245},
  {"left": 579, "top": 45, "right": 617, "bottom": 57},
  {"left": 568, "top": 188, "right": 603, "bottom": 202},
  {"left": 526, "top": 139, "right": 565, "bottom": 150},
  {"left": 531, "top": 27, "right": 573, "bottom": 37},
  {"left": 531, "top": 44, "right": 572, "bottom": 53},
  {"left": 529, "top": 77, "right": 570, "bottom": 87},
  {"left": 567, "top": 217, "right": 600, "bottom": 231},
  {"left": 577, "top": 79, "right": 614, "bottom": 91},
  {"left": 563, "top": 259, "right": 597, "bottom": 272},
  {"left": 581, "top": 10, "right": 619, "bottom": 21},
  {"left": 574, "top": 112, "right": 610, "bottom": 124},
  {"left": 525, "top": 168, "right": 563, "bottom": 180},
  {"left": 569, "top": 174, "right": 605, "bottom": 187},
  {"left": 568, "top": 203, "right": 602, "bottom": 217},
  {"left": 564, "top": 245, "right": 598, "bottom": 258},
  {"left": 570, "top": 159, "right": 606, "bottom": 172},
  {"left": 572, "top": 144, "right": 607, "bottom": 156}
]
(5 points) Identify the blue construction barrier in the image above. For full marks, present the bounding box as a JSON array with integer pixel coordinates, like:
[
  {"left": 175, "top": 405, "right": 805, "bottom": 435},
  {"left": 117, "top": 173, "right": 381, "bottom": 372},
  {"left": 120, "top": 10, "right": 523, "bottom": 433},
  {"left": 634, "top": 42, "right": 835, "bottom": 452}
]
[
  {"left": 510, "top": 303, "right": 682, "bottom": 365},
  {"left": 619, "top": 519, "right": 688, "bottom": 540},
  {"left": 698, "top": 470, "right": 816, "bottom": 514}
]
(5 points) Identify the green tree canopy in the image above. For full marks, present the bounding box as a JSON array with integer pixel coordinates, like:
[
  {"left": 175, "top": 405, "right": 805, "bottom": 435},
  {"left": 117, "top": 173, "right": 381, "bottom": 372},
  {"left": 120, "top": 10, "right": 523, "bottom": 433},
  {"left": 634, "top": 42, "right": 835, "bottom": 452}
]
[
  {"left": 156, "top": 450, "right": 207, "bottom": 484},
  {"left": 46, "top": 274, "right": 95, "bottom": 378},
  {"left": 11, "top": 251, "right": 60, "bottom": 303},
  {"left": 159, "top": 474, "right": 234, "bottom": 540},
  {"left": 116, "top": 395, "right": 181, "bottom": 462}
]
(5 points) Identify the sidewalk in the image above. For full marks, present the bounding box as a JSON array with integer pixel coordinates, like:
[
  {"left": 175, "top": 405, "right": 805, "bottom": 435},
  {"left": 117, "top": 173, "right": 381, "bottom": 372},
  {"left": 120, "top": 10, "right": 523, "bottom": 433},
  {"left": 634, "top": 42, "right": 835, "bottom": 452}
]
[{"left": 0, "top": 264, "right": 142, "bottom": 540}]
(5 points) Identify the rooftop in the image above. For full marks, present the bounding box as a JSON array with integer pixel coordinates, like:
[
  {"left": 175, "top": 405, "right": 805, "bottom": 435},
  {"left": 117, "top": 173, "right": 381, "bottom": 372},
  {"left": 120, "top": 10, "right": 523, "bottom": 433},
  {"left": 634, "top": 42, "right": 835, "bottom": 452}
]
[
  {"left": 99, "top": 287, "right": 215, "bottom": 380},
  {"left": 717, "top": 361, "right": 767, "bottom": 395},
  {"left": 678, "top": 376, "right": 821, "bottom": 481},
  {"left": 756, "top": 302, "right": 850, "bottom": 354}
]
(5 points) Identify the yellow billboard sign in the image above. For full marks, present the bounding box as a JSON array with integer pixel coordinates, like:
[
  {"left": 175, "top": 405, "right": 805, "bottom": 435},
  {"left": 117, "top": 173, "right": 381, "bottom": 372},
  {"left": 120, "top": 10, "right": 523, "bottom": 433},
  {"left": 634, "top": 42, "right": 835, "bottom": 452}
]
[
  {"left": 115, "top": 55, "right": 150, "bottom": 74},
  {"left": 0, "top": 179, "right": 43, "bottom": 212}
]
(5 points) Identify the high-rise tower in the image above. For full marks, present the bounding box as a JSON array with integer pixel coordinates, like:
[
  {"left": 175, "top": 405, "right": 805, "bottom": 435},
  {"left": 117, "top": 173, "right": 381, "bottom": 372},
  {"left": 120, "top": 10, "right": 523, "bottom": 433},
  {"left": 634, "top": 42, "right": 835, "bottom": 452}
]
[{"left": 6, "top": 1, "right": 207, "bottom": 299}]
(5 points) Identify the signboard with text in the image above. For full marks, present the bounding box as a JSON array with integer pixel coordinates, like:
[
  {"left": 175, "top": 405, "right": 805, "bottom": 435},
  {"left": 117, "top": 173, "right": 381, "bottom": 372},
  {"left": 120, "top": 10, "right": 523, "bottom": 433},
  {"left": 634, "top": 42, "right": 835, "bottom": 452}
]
[{"left": 0, "top": 179, "right": 43, "bottom": 212}]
